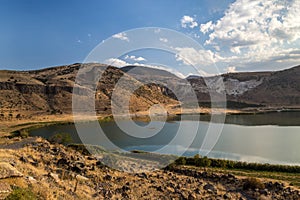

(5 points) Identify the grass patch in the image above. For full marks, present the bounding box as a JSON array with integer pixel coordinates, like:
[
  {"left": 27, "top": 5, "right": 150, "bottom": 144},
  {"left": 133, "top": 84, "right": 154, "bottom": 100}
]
[{"left": 5, "top": 187, "right": 37, "bottom": 200}]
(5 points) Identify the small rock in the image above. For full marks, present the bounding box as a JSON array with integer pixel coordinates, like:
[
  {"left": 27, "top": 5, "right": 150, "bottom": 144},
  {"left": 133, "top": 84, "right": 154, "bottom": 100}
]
[
  {"left": 156, "top": 186, "right": 164, "bottom": 192},
  {"left": 166, "top": 187, "right": 174, "bottom": 193},
  {"left": 228, "top": 173, "right": 235, "bottom": 179},
  {"left": 194, "top": 188, "right": 201, "bottom": 194},
  {"left": 203, "top": 183, "right": 217, "bottom": 193},
  {"left": 71, "top": 166, "right": 83, "bottom": 173},
  {"left": 76, "top": 174, "right": 89, "bottom": 181},
  {"left": 122, "top": 191, "right": 129, "bottom": 198},
  {"left": 260, "top": 189, "right": 269, "bottom": 196},
  {"left": 136, "top": 172, "right": 148, "bottom": 179},
  {"left": 57, "top": 158, "right": 69, "bottom": 167},
  {"left": 48, "top": 172, "right": 60, "bottom": 182},
  {"left": 87, "top": 156, "right": 95, "bottom": 160},
  {"left": 30, "top": 161, "right": 39, "bottom": 167},
  {"left": 188, "top": 193, "right": 197, "bottom": 200},
  {"left": 223, "top": 193, "right": 232, "bottom": 199},
  {"left": 19, "top": 156, "right": 28, "bottom": 163},
  {"left": 104, "top": 174, "right": 112, "bottom": 181},
  {"left": 122, "top": 185, "right": 130, "bottom": 192},
  {"left": 26, "top": 176, "right": 37, "bottom": 184}
]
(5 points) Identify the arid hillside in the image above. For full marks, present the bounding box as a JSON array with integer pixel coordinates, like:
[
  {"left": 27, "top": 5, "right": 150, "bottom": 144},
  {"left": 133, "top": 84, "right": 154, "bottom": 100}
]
[
  {"left": 0, "top": 63, "right": 177, "bottom": 121},
  {"left": 0, "top": 63, "right": 299, "bottom": 121}
]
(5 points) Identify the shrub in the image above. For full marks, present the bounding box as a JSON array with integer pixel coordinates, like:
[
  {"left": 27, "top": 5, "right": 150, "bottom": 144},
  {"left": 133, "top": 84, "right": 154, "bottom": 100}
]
[
  {"left": 243, "top": 178, "right": 265, "bottom": 190},
  {"left": 195, "top": 156, "right": 211, "bottom": 167},
  {"left": 175, "top": 157, "right": 186, "bottom": 165},
  {"left": 10, "top": 130, "right": 29, "bottom": 138},
  {"left": 49, "top": 133, "right": 73, "bottom": 145}
]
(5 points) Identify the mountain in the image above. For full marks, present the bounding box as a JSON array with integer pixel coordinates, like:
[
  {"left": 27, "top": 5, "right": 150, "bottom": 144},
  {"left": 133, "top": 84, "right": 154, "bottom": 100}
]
[
  {"left": 0, "top": 63, "right": 299, "bottom": 121},
  {"left": 235, "top": 66, "right": 300, "bottom": 107},
  {"left": 121, "top": 64, "right": 300, "bottom": 108},
  {"left": 207, "top": 65, "right": 300, "bottom": 108},
  {"left": 121, "top": 65, "right": 181, "bottom": 80},
  {"left": 0, "top": 63, "right": 177, "bottom": 120}
]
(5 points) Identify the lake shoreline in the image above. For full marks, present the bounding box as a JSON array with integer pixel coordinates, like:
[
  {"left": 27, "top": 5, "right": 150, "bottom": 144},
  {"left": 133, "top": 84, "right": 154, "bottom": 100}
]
[
  {"left": 1, "top": 112, "right": 298, "bottom": 169},
  {"left": 1, "top": 136, "right": 299, "bottom": 199},
  {"left": 2, "top": 106, "right": 300, "bottom": 135}
]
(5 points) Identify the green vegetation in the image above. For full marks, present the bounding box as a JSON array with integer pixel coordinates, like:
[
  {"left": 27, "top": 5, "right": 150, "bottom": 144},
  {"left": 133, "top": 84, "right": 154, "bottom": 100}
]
[
  {"left": 49, "top": 133, "right": 73, "bottom": 145},
  {"left": 173, "top": 154, "right": 300, "bottom": 173},
  {"left": 98, "top": 116, "right": 113, "bottom": 122},
  {"left": 243, "top": 177, "right": 265, "bottom": 190},
  {"left": 10, "top": 130, "right": 29, "bottom": 138},
  {"left": 5, "top": 187, "right": 37, "bottom": 200}
]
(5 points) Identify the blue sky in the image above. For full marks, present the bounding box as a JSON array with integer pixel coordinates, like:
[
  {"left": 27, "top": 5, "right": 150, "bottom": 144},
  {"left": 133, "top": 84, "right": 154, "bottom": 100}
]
[{"left": 0, "top": 0, "right": 299, "bottom": 74}]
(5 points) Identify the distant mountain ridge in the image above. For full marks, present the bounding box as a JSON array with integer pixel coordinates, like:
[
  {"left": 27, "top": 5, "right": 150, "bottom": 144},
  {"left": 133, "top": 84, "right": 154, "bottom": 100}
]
[
  {"left": 122, "top": 65, "right": 300, "bottom": 108},
  {"left": 0, "top": 63, "right": 299, "bottom": 120}
]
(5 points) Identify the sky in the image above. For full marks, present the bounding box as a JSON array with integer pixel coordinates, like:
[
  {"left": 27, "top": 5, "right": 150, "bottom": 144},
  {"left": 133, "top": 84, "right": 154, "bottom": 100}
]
[{"left": 0, "top": 0, "right": 299, "bottom": 75}]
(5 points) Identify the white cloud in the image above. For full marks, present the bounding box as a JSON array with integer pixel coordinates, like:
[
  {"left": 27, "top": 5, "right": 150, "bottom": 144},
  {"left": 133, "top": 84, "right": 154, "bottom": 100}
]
[
  {"left": 112, "top": 32, "right": 129, "bottom": 42},
  {"left": 159, "top": 37, "right": 168, "bottom": 43},
  {"left": 103, "top": 58, "right": 186, "bottom": 78},
  {"left": 200, "top": 21, "right": 214, "bottom": 34},
  {"left": 199, "top": 0, "right": 300, "bottom": 71},
  {"left": 104, "top": 58, "right": 129, "bottom": 67},
  {"left": 175, "top": 47, "right": 220, "bottom": 66},
  {"left": 137, "top": 64, "right": 186, "bottom": 79},
  {"left": 124, "top": 55, "right": 147, "bottom": 62},
  {"left": 154, "top": 28, "right": 161, "bottom": 34},
  {"left": 226, "top": 66, "right": 236, "bottom": 73},
  {"left": 181, "top": 15, "right": 198, "bottom": 28}
]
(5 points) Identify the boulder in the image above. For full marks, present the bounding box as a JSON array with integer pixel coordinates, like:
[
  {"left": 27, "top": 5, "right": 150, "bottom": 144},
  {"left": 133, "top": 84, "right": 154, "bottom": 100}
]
[
  {"left": 0, "top": 162, "right": 23, "bottom": 179},
  {"left": 203, "top": 183, "right": 217, "bottom": 194}
]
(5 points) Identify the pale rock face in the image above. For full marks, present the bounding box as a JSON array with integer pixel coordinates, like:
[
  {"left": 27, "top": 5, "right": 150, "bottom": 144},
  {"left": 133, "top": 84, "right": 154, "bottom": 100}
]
[
  {"left": 189, "top": 77, "right": 263, "bottom": 96},
  {"left": 224, "top": 78, "right": 263, "bottom": 96}
]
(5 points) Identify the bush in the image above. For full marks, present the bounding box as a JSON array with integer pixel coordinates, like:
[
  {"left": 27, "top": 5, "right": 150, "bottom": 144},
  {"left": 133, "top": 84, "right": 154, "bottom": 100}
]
[
  {"left": 195, "top": 156, "right": 211, "bottom": 167},
  {"left": 49, "top": 133, "right": 73, "bottom": 145},
  {"left": 5, "top": 187, "right": 37, "bottom": 200},
  {"left": 10, "top": 130, "right": 29, "bottom": 138},
  {"left": 243, "top": 178, "right": 265, "bottom": 190},
  {"left": 175, "top": 157, "right": 186, "bottom": 165}
]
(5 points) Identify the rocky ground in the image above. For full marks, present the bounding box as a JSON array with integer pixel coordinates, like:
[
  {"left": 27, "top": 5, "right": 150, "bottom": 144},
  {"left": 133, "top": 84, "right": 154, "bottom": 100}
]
[{"left": 0, "top": 137, "right": 299, "bottom": 199}]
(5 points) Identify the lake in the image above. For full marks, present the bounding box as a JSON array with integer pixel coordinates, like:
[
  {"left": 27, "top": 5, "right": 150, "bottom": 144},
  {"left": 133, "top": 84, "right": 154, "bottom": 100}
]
[{"left": 29, "top": 111, "right": 300, "bottom": 165}]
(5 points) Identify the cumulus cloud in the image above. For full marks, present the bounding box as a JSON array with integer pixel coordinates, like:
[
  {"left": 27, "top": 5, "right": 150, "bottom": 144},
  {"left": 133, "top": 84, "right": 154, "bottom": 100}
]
[
  {"left": 199, "top": 0, "right": 300, "bottom": 70},
  {"left": 200, "top": 21, "right": 214, "bottom": 34},
  {"left": 181, "top": 15, "right": 198, "bottom": 28},
  {"left": 174, "top": 47, "right": 223, "bottom": 67},
  {"left": 226, "top": 66, "right": 237, "bottom": 73},
  {"left": 112, "top": 32, "right": 129, "bottom": 42},
  {"left": 104, "top": 58, "right": 129, "bottom": 67},
  {"left": 104, "top": 58, "right": 186, "bottom": 78},
  {"left": 124, "top": 55, "right": 147, "bottom": 62}
]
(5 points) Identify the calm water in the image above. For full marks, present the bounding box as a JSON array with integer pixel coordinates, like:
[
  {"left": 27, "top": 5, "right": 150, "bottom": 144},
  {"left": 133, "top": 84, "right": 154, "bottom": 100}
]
[{"left": 30, "top": 112, "right": 300, "bottom": 165}]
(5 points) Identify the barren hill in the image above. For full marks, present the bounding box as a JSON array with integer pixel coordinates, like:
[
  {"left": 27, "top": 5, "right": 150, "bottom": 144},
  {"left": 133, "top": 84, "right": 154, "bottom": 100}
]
[
  {"left": 0, "top": 64, "right": 299, "bottom": 121},
  {"left": 0, "top": 63, "right": 177, "bottom": 121}
]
